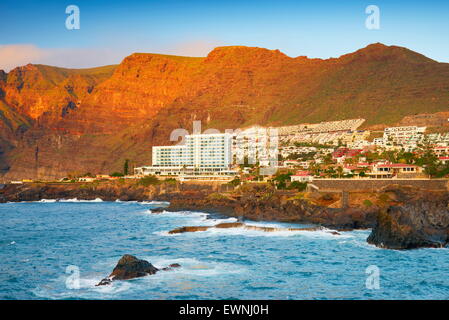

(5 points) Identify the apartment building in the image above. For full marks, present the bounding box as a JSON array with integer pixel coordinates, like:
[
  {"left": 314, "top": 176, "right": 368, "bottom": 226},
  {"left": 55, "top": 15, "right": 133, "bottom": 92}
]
[
  {"left": 383, "top": 126, "right": 426, "bottom": 145},
  {"left": 232, "top": 126, "right": 278, "bottom": 166},
  {"left": 135, "top": 133, "right": 234, "bottom": 177}
]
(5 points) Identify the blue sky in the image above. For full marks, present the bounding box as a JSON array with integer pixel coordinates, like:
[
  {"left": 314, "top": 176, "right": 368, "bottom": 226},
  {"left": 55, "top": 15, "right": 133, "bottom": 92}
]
[{"left": 1, "top": 0, "right": 448, "bottom": 70}]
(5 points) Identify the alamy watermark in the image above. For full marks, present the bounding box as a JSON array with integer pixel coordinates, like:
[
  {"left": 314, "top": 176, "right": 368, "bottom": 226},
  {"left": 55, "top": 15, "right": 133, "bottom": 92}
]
[
  {"left": 66, "top": 5, "right": 80, "bottom": 30},
  {"left": 65, "top": 265, "right": 80, "bottom": 289},
  {"left": 365, "top": 5, "right": 380, "bottom": 30},
  {"left": 170, "top": 120, "right": 279, "bottom": 175},
  {"left": 365, "top": 265, "right": 380, "bottom": 290}
]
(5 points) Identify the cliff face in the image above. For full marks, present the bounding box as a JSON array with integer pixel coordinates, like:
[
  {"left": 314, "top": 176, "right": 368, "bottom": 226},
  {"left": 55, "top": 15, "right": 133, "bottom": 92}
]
[
  {"left": 1, "top": 43, "right": 449, "bottom": 179},
  {"left": 367, "top": 188, "right": 449, "bottom": 249},
  {"left": 1, "top": 64, "right": 116, "bottom": 121}
]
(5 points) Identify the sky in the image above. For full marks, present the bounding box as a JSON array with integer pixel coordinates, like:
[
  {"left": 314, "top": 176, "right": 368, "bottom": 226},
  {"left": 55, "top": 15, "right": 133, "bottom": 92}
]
[{"left": 0, "top": 0, "right": 448, "bottom": 71}]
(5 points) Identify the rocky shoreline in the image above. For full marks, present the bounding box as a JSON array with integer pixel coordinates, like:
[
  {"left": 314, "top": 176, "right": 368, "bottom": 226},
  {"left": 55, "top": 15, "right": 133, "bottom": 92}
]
[
  {"left": 1, "top": 181, "right": 448, "bottom": 250},
  {"left": 367, "top": 189, "right": 449, "bottom": 249},
  {"left": 166, "top": 186, "right": 378, "bottom": 230}
]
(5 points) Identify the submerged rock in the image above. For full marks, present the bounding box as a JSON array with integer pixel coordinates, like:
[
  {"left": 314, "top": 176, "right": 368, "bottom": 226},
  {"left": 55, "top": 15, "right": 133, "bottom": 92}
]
[
  {"left": 168, "top": 222, "right": 340, "bottom": 235},
  {"left": 150, "top": 207, "right": 165, "bottom": 213},
  {"left": 96, "top": 278, "right": 113, "bottom": 286},
  {"left": 161, "top": 263, "right": 182, "bottom": 271},
  {"left": 168, "top": 226, "right": 211, "bottom": 234},
  {"left": 96, "top": 254, "right": 180, "bottom": 286},
  {"left": 214, "top": 222, "right": 245, "bottom": 228}
]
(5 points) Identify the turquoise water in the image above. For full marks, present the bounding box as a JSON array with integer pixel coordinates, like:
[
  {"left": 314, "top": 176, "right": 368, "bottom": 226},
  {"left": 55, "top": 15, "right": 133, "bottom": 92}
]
[{"left": 0, "top": 200, "right": 448, "bottom": 300}]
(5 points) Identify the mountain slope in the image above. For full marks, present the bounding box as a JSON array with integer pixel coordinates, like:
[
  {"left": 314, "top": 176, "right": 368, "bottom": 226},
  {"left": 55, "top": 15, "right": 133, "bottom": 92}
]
[
  {"left": 1, "top": 64, "right": 116, "bottom": 120},
  {"left": 1, "top": 43, "right": 449, "bottom": 180}
]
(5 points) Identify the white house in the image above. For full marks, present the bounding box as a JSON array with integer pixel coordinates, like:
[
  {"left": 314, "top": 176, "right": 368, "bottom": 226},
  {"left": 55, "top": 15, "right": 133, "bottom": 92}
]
[{"left": 290, "top": 171, "right": 313, "bottom": 182}]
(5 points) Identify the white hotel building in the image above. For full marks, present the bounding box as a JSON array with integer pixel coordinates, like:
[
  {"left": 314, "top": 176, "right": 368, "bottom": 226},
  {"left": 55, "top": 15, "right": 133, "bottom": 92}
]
[
  {"left": 134, "top": 133, "right": 237, "bottom": 180},
  {"left": 374, "top": 126, "right": 427, "bottom": 151}
]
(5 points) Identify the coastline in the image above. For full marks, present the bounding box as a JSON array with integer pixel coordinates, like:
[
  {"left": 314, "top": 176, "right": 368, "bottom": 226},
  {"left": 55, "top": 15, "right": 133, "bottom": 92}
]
[{"left": 1, "top": 180, "right": 448, "bottom": 249}]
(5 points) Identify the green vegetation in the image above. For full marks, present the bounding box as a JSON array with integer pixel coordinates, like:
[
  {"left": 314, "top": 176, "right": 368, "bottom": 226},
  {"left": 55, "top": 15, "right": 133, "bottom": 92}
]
[
  {"left": 228, "top": 178, "right": 241, "bottom": 187},
  {"left": 163, "top": 178, "right": 177, "bottom": 184},
  {"left": 424, "top": 162, "right": 449, "bottom": 178},
  {"left": 206, "top": 193, "right": 229, "bottom": 201},
  {"left": 123, "top": 159, "right": 129, "bottom": 176},
  {"left": 289, "top": 181, "right": 308, "bottom": 191},
  {"left": 363, "top": 199, "right": 373, "bottom": 207},
  {"left": 110, "top": 172, "right": 124, "bottom": 177},
  {"left": 138, "top": 175, "right": 160, "bottom": 186},
  {"left": 272, "top": 172, "right": 293, "bottom": 190}
]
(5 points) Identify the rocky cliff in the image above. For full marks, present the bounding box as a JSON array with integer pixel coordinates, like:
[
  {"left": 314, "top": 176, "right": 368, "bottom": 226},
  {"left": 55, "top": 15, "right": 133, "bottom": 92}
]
[
  {"left": 367, "top": 187, "right": 449, "bottom": 249},
  {"left": 1, "top": 43, "right": 449, "bottom": 180}
]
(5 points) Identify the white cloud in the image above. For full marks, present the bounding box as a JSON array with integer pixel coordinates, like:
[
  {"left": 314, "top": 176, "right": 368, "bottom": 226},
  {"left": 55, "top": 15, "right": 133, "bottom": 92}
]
[
  {"left": 0, "top": 44, "right": 127, "bottom": 72},
  {"left": 0, "top": 41, "right": 223, "bottom": 72},
  {"left": 0, "top": 44, "right": 48, "bottom": 72}
]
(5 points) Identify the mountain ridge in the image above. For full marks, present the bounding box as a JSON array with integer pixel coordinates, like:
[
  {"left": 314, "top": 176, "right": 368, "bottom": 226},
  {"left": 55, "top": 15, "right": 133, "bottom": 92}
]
[{"left": 0, "top": 43, "right": 448, "bottom": 180}]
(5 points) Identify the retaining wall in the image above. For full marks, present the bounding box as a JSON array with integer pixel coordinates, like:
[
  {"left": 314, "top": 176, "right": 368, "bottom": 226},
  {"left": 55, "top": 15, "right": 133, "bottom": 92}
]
[{"left": 311, "top": 179, "right": 449, "bottom": 192}]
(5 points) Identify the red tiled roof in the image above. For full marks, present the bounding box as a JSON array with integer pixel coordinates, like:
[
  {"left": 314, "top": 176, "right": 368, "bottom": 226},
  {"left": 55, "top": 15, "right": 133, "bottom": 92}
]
[
  {"left": 377, "top": 163, "right": 417, "bottom": 168},
  {"left": 293, "top": 171, "right": 311, "bottom": 176}
]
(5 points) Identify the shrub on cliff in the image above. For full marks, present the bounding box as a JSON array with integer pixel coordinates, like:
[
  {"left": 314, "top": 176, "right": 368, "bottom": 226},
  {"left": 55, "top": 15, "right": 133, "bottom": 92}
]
[
  {"left": 363, "top": 199, "right": 373, "bottom": 207},
  {"left": 228, "top": 178, "right": 241, "bottom": 187},
  {"left": 238, "top": 183, "right": 275, "bottom": 200},
  {"left": 138, "top": 175, "right": 160, "bottom": 187},
  {"left": 110, "top": 172, "right": 124, "bottom": 177},
  {"left": 288, "top": 181, "right": 307, "bottom": 191},
  {"left": 206, "top": 193, "right": 229, "bottom": 201}
]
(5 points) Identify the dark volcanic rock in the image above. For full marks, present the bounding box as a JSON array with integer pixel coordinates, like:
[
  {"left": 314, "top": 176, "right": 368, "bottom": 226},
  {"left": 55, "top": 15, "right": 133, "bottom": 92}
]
[
  {"left": 168, "top": 222, "right": 339, "bottom": 235},
  {"left": 96, "top": 278, "right": 112, "bottom": 286},
  {"left": 161, "top": 263, "right": 182, "bottom": 271},
  {"left": 214, "top": 222, "right": 245, "bottom": 228},
  {"left": 168, "top": 226, "right": 211, "bottom": 234},
  {"left": 96, "top": 254, "right": 181, "bottom": 286},
  {"left": 110, "top": 254, "right": 159, "bottom": 280},
  {"left": 367, "top": 198, "right": 449, "bottom": 249},
  {"left": 169, "top": 263, "right": 181, "bottom": 268}
]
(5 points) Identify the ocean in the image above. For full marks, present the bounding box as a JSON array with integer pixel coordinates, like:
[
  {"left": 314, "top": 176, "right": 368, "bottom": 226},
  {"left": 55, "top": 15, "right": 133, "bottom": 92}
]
[{"left": 0, "top": 200, "right": 448, "bottom": 300}]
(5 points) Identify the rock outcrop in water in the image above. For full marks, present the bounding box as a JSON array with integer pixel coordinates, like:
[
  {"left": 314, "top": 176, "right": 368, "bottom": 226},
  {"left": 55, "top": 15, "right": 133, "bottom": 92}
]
[
  {"left": 96, "top": 254, "right": 180, "bottom": 286},
  {"left": 168, "top": 222, "right": 340, "bottom": 235},
  {"left": 367, "top": 188, "right": 449, "bottom": 249}
]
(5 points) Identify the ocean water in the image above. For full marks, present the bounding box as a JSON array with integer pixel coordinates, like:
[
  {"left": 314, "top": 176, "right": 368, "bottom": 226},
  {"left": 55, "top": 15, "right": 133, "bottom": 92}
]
[{"left": 0, "top": 200, "right": 448, "bottom": 300}]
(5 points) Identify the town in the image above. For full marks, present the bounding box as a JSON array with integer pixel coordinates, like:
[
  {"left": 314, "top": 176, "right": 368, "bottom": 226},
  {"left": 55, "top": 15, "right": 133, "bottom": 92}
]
[
  {"left": 11, "top": 118, "right": 449, "bottom": 189},
  {"left": 126, "top": 118, "right": 449, "bottom": 186}
]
